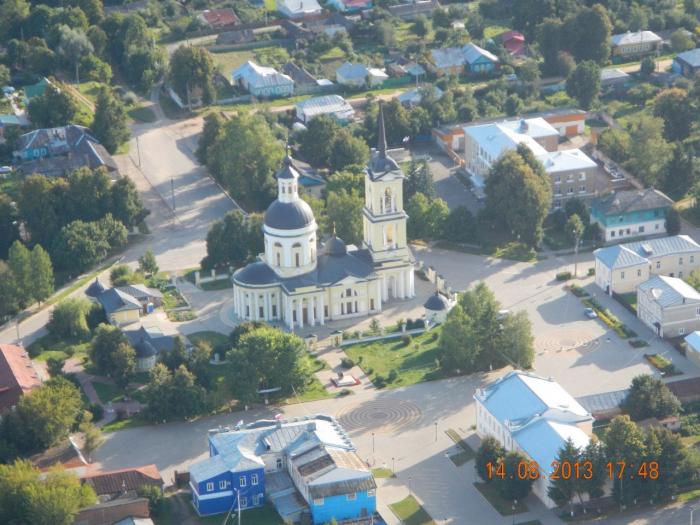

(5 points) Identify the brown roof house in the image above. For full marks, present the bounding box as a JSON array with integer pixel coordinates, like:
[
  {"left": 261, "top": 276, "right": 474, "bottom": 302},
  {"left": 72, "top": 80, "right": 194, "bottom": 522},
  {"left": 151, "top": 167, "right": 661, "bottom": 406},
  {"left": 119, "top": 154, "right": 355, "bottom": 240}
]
[
  {"left": 199, "top": 8, "right": 240, "bottom": 30},
  {"left": 81, "top": 464, "right": 164, "bottom": 502},
  {"left": 0, "top": 343, "right": 42, "bottom": 412}
]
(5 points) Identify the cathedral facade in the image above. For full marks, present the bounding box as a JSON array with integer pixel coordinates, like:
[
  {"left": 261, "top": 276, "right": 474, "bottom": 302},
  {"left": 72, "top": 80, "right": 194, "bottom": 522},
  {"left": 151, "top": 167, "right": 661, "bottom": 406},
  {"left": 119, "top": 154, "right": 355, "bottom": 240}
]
[{"left": 231, "top": 110, "right": 415, "bottom": 330}]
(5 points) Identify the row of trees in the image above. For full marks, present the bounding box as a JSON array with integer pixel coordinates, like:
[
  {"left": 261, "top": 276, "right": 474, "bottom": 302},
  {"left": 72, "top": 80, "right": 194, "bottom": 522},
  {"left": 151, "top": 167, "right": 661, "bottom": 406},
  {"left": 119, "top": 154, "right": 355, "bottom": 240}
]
[
  {"left": 0, "top": 241, "right": 53, "bottom": 317},
  {"left": 440, "top": 282, "right": 534, "bottom": 372}
]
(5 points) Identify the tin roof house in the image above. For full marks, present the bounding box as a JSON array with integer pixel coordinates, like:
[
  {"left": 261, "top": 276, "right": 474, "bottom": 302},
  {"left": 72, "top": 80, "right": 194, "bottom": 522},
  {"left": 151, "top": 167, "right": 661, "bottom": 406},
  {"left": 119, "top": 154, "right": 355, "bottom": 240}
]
[{"left": 189, "top": 415, "right": 377, "bottom": 524}]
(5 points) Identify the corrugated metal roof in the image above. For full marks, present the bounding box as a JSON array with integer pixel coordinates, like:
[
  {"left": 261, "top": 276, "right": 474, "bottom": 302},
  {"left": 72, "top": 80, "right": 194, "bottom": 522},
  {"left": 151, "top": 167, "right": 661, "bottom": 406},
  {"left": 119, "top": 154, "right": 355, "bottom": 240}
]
[
  {"left": 638, "top": 275, "right": 700, "bottom": 307},
  {"left": 611, "top": 30, "right": 661, "bottom": 46},
  {"left": 513, "top": 418, "right": 590, "bottom": 475},
  {"left": 595, "top": 235, "right": 700, "bottom": 269},
  {"left": 677, "top": 48, "right": 700, "bottom": 68}
]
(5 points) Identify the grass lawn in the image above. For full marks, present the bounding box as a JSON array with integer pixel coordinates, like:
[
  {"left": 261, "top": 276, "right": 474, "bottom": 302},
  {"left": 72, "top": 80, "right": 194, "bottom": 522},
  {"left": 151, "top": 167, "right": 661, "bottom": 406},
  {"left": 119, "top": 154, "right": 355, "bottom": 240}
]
[
  {"left": 188, "top": 331, "right": 230, "bottom": 349},
  {"left": 676, "top": 487, "right": 700, "bottom": 503},
  {"left": 446, "top": 428, "right": 475, "bottom": 466},
  {"left": 210, "top": 48, "right": 256, "bottom": 74},
  {"left": 201, "top": 278, "right": 232, "bottom": 291},
  {"left": 483, "top": 22, "right": 511, "bottom": 39},
  {"left": 29, "top": 334, "right": 90, "bottom": 363},
  {"left": 128, "top": 105, "right": 157, "bottom": 123},
  {"left": 474, "top": 482, "right": 529, "bottom": 515},
  {"left": 372, "top": 467, "right": 394, "bottom": 478},
  {"left": 0, "top": 170, "right": 23, "bottom": 199},
  {"left": 619, "top": 292, "right": 637, "bottom": 312},
  {"left": 344, "top": 329, "right": 443, "bottom": 388},
  {"left": 389, "top": 496, "right": 435, "bottom": 525},
  {"left": 92, "top": 381, "right": 125, "bottom": 404},
  {"left": 75, "top": 81, "right": 102, "bottom": 103},
  {"left": 101, "top": 416, "right": 149, "bottom": 433}
]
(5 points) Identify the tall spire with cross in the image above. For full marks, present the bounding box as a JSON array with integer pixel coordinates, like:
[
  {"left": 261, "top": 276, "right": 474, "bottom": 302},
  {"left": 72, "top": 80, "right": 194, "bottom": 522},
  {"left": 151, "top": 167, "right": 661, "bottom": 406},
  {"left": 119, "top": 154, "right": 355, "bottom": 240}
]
[{"left": 377, "top": 103, "right": 387, "bottom": 159}]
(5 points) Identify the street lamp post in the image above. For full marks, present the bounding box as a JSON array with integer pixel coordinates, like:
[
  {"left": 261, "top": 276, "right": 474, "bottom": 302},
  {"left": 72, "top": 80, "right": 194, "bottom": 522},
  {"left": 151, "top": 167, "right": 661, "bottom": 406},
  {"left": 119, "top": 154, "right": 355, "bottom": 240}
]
[
  {"left": 691, "top": 505, "right": 699, "bottom": 525},
  {"left": 392, "top": 457, "right": 395, "bottom": 475},
  {"left": 408, "top": 476, "right": 412, "bottom": 496},
  {"left": 573, "top": 229, "right": 581, "bottom": 278},
  {"left": 512, "top": 500, "right": 518, "bottom": 525},
  {"left": 372, "top": 432, "right": 375, "bottom": 454},
  {"left": 434, "top": 422, "right": 438, "bottom": 442}
]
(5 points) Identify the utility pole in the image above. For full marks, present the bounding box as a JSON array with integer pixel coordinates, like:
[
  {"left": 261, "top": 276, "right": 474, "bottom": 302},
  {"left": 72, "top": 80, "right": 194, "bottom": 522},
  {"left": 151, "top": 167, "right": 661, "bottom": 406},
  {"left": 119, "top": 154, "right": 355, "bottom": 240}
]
[
  {"left": 171, "top": 178, "right": 176, "bottom": 211},
  {"left": 135, "top": 136, "right": 141, "bottom": 167},
  {"left": 75, "top": 62, "right": 80, "bottom": 84}
]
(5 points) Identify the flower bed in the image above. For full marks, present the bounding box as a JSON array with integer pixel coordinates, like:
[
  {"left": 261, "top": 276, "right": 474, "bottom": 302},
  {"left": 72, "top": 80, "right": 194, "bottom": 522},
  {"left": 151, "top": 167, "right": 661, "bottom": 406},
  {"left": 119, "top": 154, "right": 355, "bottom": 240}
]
[
  {"left": 569, "top": 284, "right": 589, "bottom": 298},
  {"left": 582, "top": 298, "right": 636, "bottom": 339},
  {"left": 644, "top": 353, "right": 682, "bottom": 377}
]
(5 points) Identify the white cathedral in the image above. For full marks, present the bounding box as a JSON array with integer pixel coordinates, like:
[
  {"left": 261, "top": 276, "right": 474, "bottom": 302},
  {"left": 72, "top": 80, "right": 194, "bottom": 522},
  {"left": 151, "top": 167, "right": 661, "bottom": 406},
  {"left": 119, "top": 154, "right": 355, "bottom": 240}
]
[{"left": 231, "top": 109, "right": 415, "bottom": 330}]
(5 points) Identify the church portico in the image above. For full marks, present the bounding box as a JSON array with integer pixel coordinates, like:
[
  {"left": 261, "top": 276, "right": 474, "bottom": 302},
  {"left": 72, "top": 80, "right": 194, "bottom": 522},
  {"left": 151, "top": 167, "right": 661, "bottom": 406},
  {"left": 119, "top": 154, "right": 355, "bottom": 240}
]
[{"left": 232, "top": 106, "right": 415, "bottom": 332}]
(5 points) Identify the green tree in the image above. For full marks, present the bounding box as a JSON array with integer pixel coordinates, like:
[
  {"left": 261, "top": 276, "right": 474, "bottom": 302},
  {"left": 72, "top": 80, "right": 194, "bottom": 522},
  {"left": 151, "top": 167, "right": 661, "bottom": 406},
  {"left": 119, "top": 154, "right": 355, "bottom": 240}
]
[
  {"left": 649, "top": 426, "right": 685, "bottom": 499},
  {"left": 91, "top": 87, "right": 130, "bottom": 154},
  {"left": 226, "top": 327, "right": 310, "bottom": 403},
  {"left": 622, "top": 375, "right": 681, "bottom": 421},
  {"left": 4, "top": 377, "right": 82, "bottom": 453},
  {"left": 300, "top": 115, "right": 340, "bottom": 167},
  {"left": 566, "top": 61, "right": 600, "bottom": 110},
  {"left": 330, "top": 129, "right": 369, "bottom": 172},
  {"left": 201, "top": 211, "right": 262, "bottom": 270},
  {"left": 597, "top": 128, "right": 630, "bottom": 164},
  {"left": 46, "top": 357, "right": 65, "bottom": 378},
  {"left": 112, "top": 343, "right": 136, "bottom": 389},
  {"left": 580, "top": 440, "right": 607, "bottom": 501},
  {"left": 196, "top": 113, "right": 224, "bottom": 164},
  {"left": 505, "top": 94, "right": 524, "bottom": 116},
  {"left": 548, "top": 439, "right": 583, "bottom": 510},
  {"left": 326, "top": 189, "right": 363, "bottom": 245},
  {"left": 0, "top": 193, "right": 18, "bottom": 260},
  {"left": 53, "top": 216, "right": 128, "bottom": 272},
  {"left": 110, "top": 264, "right": 140, "bottom": 286},
  {"left": 475, "top": 436, "right": 505, "bottom": 483},
  {"left": 47, "top": 298, "right": 91, "bottom": 340},
  {"left": 443, "top": 206, "right": 475, "bottom": 243},
  {"left": 640, "top": 56, "right": 655, "bottom": 77},
  {"left": 413, "top": 15, "right": 430, "bottom": 37},
  {"left": 670, "top": 28, "right": 695, "bottom": 52},
  {"left": 662, "top": 143, "right": 697, "bottom": 200},
  {"left": 406, "top": 193, "right": 448, "bottom": 240},
  {"left": 89, "top": 324, "right": 128, "bottom": 373},
  {"left": 566, "top": 213, "right": 584, "bottom": 246},
  {"left": 138, "top": 249, "right": 158, "bottom": 276},
  {"left": 8, "top": 241, "right": 33, "bottom": 308},
  {"left": 624, "top": 115, "right": 671, "bottom": 187},
  {"left": 536, "top": 18, "right": 563, "bottom": 76},
  {"left": 484, "top": 148, "right": 551, "bottom": 247},
  {"left": 188, "top": 340, "right": 213, "bottom": 388},
  {"left": 497, "top": 311, "right": 535, "bottom": 369},
  {"left": 208, "top": 113, "right": 284, "bottom": 210},
  {"left": 438, "top": 303, "right": 478, "bottom": 370},
  {"left": 137, "top": 484, "right": 165, "bottom": 516},
  {"left": 653, "top": 88, "right": 693, "bottom": 141},
  {"left": 0, "top": 0, "right": 29, "bottom": 37},
  {"left": 27, "top": 84, "right": 78, "bottom": 128},
  {"left": 57, "top": 25, "right": 93, "bottom": 74},
  {"left": 564, "top": 198, "right": 590, "bottom": 227},
  {"left": 0, "top": 261, "right": 19, "bottom": 319},
  {"left": 30, "top": 245, "right": 54, "bottom": 304},
  {"left": 0, "top": 461, "right": 96, "bottom": 525},
  {"left": 404, "top": 160, "right": 435, "bottom": 201},
  {"left": 143, "top": 364, "right": 206, "bottom": 422},
  {"left": 665, "top": 207, "right": 681, "bottom": 236},
  {"left": 603, "top": 415, "right": 646, "bottom": 505},
  {"left": 110, "top": 176, "right": 149, "bottom": 229},
  {"left": 79, "top": 421, "right": 104, "bottom": 463},
  {"left": 168, "top": 45, "right": 216, "bottom": 106},
  {"left": 326, "top": 169, "right": 364, "bottom": 196},
  {"left": 566, "top": 5, "right": 611, "bottom": 64},
  {"left": 499, "top": 451, "right": 535, "bottom": 501},
  {"left": 160, "top": 336, "right": 188, "bottom": 372}
]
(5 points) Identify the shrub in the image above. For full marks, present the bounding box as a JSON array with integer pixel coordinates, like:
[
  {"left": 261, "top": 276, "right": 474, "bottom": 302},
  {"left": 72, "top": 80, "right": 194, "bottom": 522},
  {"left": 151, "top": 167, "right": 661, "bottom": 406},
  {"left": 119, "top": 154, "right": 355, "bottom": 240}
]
[
  {"left": 337, "top": 389, "right": 352, "bottom": 397},
  {"left": 366, "top": 367, "right": 374, "bottom": 375},
  {"left": 374, "top": 375, "right": 386, "bottom": 388},
  {"left": 569, "top": 284, "right": 589, "bottom": 297},
  {"left": 401, "top": 335, "right": 413, "bottom": 347},
  {"left": 629, "top": 339, "right": 649, "bottom": 348},
  {"left": 388, "top": 369, "right": 399, "bottom": 382},
  {"left": 340, "top": 357, "right": 355, "bottom": 369},
  {"left": 588, "top": 267, "right": 595, "bottom": 276},
  {"left": 556, "top": 271, "right": 572, "bottom": 281},
  {"left": 27, "top": 342, "right": 43, "bottom": 358}
]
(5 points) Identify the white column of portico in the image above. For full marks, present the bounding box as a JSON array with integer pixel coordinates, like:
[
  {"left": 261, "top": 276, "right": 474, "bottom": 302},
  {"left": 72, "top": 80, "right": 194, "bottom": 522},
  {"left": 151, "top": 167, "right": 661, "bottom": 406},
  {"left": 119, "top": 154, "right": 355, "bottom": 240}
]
[
  {"left": 376, "top": 280, "right": 382, "bottom": 311},
  {"left": 285, "top": 298, "right": 293, "bottom": 328},
  {"left": 409, "top": 269, "right": 415, "bottom": 296},
  {"left": 254, "top": 293, "right": 261, "bottom": 320},
  {"left": 264, "top": 293, "right": 270, "bottom": 320},
  {"left": 404, "top": 271, "right": 410, "bottom": 299},
  {"left": 318, "top": 295, "right": 325, "bottom": 325},
  {"left": 397, "top": 272, "right": 405, "bottom": 299},
  {"left": 297, "top": 300, "right": 304, "bottom": 329},
  {"left": 309, "top": 297, "right": 316, "bottom": 326},
  {"left": 382, "top": 277, "right": 388, "bottom": 301}
]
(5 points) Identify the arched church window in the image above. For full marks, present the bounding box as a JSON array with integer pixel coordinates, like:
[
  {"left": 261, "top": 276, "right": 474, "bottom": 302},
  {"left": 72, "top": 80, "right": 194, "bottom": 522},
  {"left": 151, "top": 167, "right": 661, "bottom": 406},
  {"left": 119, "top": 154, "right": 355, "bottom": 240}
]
[
  {"left": 386, "top": 224, "right": 395, "bottom": 246},
  {"left": 384, "top": 188, "right": 393, "bottom": 213}
]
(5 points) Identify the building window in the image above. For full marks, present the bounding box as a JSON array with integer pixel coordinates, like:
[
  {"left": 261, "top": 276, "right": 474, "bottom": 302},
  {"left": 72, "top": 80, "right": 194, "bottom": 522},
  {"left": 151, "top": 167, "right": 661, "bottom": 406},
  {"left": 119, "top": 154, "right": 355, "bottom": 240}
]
[
  {"left": 639, "top": 226, "right": 645, "bottom": 233},
  {"left": 259, "top": 306, "right": 264, "bottom": 318},
  {"left": 324, "top": 305, "right": 329, "bottom": 317},
  {"left": 276, "top": 458, "right": 283, "bottom": 469},
  {"left": 637, "top": 269, "right": 641, "bottom": 277},
  {"left": 680, "top": 257, "right": 684, "bottom": 265},
  {"left": 655, "top": 223, "right": 660, "bottom": 230},
  {"left": 295, "top": 253, "right": 300, "bottom": 267},
  {"left": 240, "top": 476, "right": 247, "bottom": 487},
  {"left": 579, "top": 172, "right": 586, "bottom": 180},
  {"left": 245, "top": 305, "right": 250, "bottom": 317},
  {"left": 692, "top": 256, "right": 696, "bottom": 263},
  {"left": 656, "top": 261, "right": 661, "bottom": 269},
  {"left": 219, "top": 480, "right": 227, "bottom": 490},
  {"left": 370, "top": 298, "right": 375, "bottom": 310},
  {"left": 253, "top": 494, "right": 261, "bottom": 506},
  {"left": 272, "top": 305, "right": 277, "bottom": 317},
  {"left": 611, "top": 231, "right": 615, "bottom": 237},
  {"left": 240, "top": 496, "right": 247, "bottom": 508},
  {"left": 579, "top": 185, "right": 586, "bottom": 193},
  {"left": 206, "top": 482, "right": 214, "bottom": 492},
  {"left": 368, "top": 489, "right": 376, "bottom": 497},
  {"left": 252, "top": 474, "right": 259, "bottom": 485},
  {"left": 313, "top": 497, "right": 324, "bottom": 506},
  {"left": 696, "top": 307, "right": 700, "bottom": 317},
  {"left": 276, "top": 253, "right": 281, "bottom": 266},
  {"left": 621, "top": 271, "right": 625, "bottom": 279},
  {"left": 554, "top": 176, "right": 560, "bottom": 184},
  {"left": 680, "top": 327, "right": 686, "bottom": 335},
  {"left": 680, "top": 271, "right": 684, "bottom": 278},
  {"left": 347, "top": 493, "right": 357, "bottom": 501}
]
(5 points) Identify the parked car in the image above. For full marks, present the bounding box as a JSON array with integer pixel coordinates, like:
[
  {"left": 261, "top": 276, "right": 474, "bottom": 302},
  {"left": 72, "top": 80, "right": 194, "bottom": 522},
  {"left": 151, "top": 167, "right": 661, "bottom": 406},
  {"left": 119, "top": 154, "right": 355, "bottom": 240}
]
[
  {"left": 0, "top": 166, "right": 12, "bottom": 174},
  {"left": 584, "top": 307, "right": 598, "bottom": 319},
  {"left": 497, "top": 309, "right": 511, "bottom": 320}
]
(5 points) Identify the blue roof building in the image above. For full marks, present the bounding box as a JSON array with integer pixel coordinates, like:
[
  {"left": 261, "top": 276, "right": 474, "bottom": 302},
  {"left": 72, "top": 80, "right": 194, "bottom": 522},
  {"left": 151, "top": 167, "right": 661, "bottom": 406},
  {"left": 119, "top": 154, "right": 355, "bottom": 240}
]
[
  {"left": 475, "top": 371, "right": 593, "bottom": 509},
  {"left": 188, "top": 415, "right": 377, "bottom": 523}
]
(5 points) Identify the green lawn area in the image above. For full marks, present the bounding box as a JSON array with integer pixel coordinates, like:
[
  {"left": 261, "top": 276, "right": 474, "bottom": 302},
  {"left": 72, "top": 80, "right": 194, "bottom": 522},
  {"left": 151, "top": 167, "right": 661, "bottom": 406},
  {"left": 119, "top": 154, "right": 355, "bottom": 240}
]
[
  {"left": 263, "top": 0, "right": 276, "bottom": 12},
  {"left": 75, "top": 81, "right": 102, "bottom": 103},
  {"left": 128, "top": 105, "right": 157, "bottom": 123},
  {"left": 201, "top": 278, "right": 232, "bottom": 290},
  {"left": 92, "top": 381, "right": 125, "bottom": 404},
  {"left": 210, "top": 48, "right": 256, "bottom": 74},
  {"left": 344, "top": 329, "right": 443, "bottom": 388},
  {"left": 677, "top": 487, "right": 700, "bottom": 503},
  {"left": 101, "top": 416, "right": 149, "bottom": 433},
  {"left": 372, "top": 467, "right": 394, "bottom": 478},
  {"left": 28, "top": 334, "right": 90, "bottom": 363},
  {"left": 389, "top": 496, "right": 436, "bottom": 525},
  {"left": 188, "top": 331, "right": 230, "bottom": 349},
  {"left": 619, "top": 292, "right": 637, "bottom": 312},
  {"left": 483, "top": 23, "right": 511, "bottom": 39},
  {"left": 474, "top": 482, "right": 529, "bottom": 515},
  {"left": 318, "top": 46, "right": 346, "bottom": 60},
  {"left": 445, "top": 428, "right": 475, "bottom": 466}
]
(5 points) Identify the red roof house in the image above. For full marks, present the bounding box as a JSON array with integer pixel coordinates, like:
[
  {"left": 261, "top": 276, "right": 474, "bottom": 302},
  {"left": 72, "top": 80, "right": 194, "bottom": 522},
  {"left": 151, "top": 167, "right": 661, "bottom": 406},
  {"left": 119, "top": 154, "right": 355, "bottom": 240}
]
[
  {"left": 0, "top": 343, "right": 42, "bottom": 412},
  {"left": 500, "top": 30, "right": 526, "bottom": 57},
  {"left": 199, "top": 8, "right": 240, "bottom": 30},
  {"left": 81, "top": 465, "right": 164, "bottom": 500}
]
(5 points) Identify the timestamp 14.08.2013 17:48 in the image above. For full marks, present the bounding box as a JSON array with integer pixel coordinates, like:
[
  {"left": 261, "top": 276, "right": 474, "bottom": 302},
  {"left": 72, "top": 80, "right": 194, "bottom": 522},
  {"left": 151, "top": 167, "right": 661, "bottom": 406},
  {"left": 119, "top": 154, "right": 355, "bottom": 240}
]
[{"left": 486, "top": 460, "right": 659, "bottom": 481}]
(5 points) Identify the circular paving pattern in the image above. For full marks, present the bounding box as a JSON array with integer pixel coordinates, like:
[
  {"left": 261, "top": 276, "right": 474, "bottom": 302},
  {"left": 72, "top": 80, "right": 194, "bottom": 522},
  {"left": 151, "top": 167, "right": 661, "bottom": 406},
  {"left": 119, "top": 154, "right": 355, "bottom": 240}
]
[
  {"left": 336, "top": 398, "right": 422, "bottom": 434},
  {"left": 535, "top": 329, "right": 601, "bottom": 354}
]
